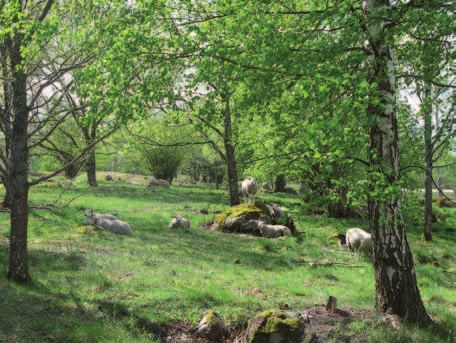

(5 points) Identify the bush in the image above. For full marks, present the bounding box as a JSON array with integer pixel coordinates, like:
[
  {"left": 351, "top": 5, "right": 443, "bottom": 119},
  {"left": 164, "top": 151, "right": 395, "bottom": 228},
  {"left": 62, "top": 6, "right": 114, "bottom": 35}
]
[{"left": 141, "top": 146, "right": 183, "bottom": 184}]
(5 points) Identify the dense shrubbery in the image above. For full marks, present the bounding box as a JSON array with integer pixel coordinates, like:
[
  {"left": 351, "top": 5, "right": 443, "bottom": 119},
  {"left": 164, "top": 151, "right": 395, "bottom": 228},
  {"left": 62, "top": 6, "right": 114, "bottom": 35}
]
[{"left": 141, "top": 146, "right": 183, "bottom": 184}]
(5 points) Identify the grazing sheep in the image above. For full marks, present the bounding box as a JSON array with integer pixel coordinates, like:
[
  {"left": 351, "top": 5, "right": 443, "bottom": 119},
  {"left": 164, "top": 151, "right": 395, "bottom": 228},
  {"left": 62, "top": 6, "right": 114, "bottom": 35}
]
[
  {"left": 169, "top": 215, "right": 191, "bottom": 229},
  {"left": 84, "top": 209, "right": 117, "bottom": 221},
  {"left": 241, "top": 178, "right": 258, "bottom": 203},
  {"left": 258, "top": 221, "right": 291, "bottom": 238},
  {"left": 85, "top": 210, "right": 132, "bottom": 235},
  {"left": 345, "top": 228, "right": 372, "bottom": 259}
]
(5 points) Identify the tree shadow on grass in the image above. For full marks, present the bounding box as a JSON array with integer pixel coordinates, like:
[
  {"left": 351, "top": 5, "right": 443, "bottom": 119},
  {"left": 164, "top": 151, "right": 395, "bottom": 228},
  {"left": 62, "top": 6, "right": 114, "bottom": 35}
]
[{"left": 0, "top": 243, "right": 143, "bottom": 343}]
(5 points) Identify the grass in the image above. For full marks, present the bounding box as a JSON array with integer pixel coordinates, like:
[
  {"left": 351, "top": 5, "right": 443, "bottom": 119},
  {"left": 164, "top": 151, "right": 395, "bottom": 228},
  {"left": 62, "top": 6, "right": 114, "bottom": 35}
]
[{"left": 0, "top": 172, "right": 455, "bottom": 342}]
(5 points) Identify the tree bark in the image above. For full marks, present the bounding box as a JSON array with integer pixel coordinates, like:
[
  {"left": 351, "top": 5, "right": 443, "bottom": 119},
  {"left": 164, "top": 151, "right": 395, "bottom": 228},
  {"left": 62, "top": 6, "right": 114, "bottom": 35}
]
[
  {"left": 2, "top": 185, "right": 13, "bottom": 209},
  {"left": 86, "top": 146, "right": 98, "bottom": 187},
  {"left": 422, "top": 83, "right": 433, "bottom": 242},
  {"left": 223, "top": 94, "right": 240, "bottom": 206},
  {"left": 81, "top": 124, "right": 98, "bottom": 187},
  {"left": 7, "top": 28, "right": 31, "bottom": 283},
  {"left": 274, "top": 174, "right": 286, "bottom": 193},
  {"left": 364, "top": 0, "right": 432, "bottom": 327}
]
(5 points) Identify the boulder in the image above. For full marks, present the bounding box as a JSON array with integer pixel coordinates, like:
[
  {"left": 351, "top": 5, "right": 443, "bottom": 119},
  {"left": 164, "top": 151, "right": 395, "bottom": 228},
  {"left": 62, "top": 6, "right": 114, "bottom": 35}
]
[
  {"left": 210, "top": 203, "right": 272, "bottom": 236},
  {"left": 244, "top": 310, "right": 304, "bottom": 343},
  {"left": 196, "top": 310, "right": 228, "bottom": 342},
  {"left": 210, "top": 203, "right": 297, "bottom": 237}
]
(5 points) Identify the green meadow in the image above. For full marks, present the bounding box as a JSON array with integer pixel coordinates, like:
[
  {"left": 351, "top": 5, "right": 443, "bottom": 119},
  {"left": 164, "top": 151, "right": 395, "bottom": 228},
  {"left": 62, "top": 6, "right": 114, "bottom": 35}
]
[{"left": 0, "top": 173, "right": 454, "bottom": 342}]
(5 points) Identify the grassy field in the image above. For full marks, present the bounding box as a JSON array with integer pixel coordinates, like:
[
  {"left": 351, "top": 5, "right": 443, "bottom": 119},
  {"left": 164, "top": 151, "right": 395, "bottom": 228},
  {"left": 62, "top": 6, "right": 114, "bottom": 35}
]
[{"left": 0, "top": 172, "right": 455, "bottom": 342}]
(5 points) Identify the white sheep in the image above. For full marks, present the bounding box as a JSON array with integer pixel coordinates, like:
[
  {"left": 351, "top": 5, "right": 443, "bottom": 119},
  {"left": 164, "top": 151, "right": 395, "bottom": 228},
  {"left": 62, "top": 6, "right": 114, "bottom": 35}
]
[
  {"left": 258, "top": 221, "right": 291, "bottom": 238},
  {"left": 169, "top": 215, "right": 191, "bottom": 229},
  {"left": 85, "top": 210, "right": 132, "bottom": 235},
  {"left": 241, "top": 178, "right": 258, "bottom": 203},
  {"left": 270, "top": 204, "right": 287, "bottom": 220},
  {"left": 84, "top": 209, "right": 117, "bottom": 221},
  {"left": 345, "top": 228, "right": 373, "bottom": 259}
]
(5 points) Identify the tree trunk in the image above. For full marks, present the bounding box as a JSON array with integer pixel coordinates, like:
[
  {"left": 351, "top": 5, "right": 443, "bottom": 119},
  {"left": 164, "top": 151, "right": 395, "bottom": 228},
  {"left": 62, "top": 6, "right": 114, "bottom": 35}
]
[
  {"left": 7, "top": 29, "right": 31, "bottom": 283},
  {"left": 223, "top": 94, "right": 240, "bottom": 206},
  {"left": 422, "top": 84, "right": 433, "bottom": 242},
  {"left": 86, "top": 147, "right": 98, "bottom": 187},
  {"left": 82, "top": 125, "right": 98, "bottom": 187},
  {"left": 2, "top": 186, "right": 13, "bottom": 209},
  {"left": 364, "top": 0, "right": 432, "bottom": 327},
  {"left": 274, "top": 174, "right": 286, "bottom": 193},
  {"left": 328, "top": 201, "right": 348, "bottom": 218}
]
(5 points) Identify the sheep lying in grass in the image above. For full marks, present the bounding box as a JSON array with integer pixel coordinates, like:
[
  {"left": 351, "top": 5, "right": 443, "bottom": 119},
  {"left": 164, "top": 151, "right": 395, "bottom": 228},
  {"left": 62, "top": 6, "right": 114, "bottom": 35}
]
[
  {"left": 85, "top": 210, "right": 132, "bottom": 235},
  {"left": 258, "top": 221, "right": 291, "bottom": 238},
  {"left": 169, "top": 215, "right": 191, "bottom": 229},
  {"left": 241, "top": 178, "right": 258, "bottom": 203},
  {"left": 345, "top": 228, "right": 373, "bottom": 259},
  {"left": 84, "top": 209, "right": 117, "bottom": 221},
  {"left": 270, "top": 204, "right": 287, "bottom": 220}
]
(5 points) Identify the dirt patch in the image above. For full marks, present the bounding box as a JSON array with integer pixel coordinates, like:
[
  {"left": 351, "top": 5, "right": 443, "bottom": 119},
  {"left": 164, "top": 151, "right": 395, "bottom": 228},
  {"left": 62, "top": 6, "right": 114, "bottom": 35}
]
[{"left": 159, "top": 305, "right": 378, "bottom": 342}]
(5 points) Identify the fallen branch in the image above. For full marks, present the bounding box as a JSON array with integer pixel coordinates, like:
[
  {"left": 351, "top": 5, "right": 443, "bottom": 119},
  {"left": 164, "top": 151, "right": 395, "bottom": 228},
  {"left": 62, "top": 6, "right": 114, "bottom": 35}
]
[{"left": 292, "top": 258, "right": 363, "bottom": 268}]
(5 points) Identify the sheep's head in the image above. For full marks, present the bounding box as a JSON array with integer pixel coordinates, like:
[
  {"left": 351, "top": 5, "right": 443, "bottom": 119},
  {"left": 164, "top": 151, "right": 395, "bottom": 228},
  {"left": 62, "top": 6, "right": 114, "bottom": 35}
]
[
  {"left": 85, "top": 210, "right": 97, "bottom": 225},
  {"left": 84, "top": 209, "right": 94, "bottom": 218}
]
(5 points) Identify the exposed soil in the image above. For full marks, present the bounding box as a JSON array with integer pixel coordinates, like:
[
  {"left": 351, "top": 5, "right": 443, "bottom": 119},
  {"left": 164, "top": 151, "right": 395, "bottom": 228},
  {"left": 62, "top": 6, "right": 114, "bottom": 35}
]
[{"left": 159, "top": 305, "right": 380, "bottom": 343}]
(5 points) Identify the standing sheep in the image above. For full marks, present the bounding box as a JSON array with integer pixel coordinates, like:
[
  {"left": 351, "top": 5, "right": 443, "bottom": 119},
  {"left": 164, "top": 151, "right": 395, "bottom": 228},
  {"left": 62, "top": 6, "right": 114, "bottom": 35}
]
[
  {"left": 169, "top": 215, "right": 191, "bottom": 229},
  {"left": 345, "top": 228, "right": 373, "bottom": 259},
  {"left": 241, "top": 178, "right": 258, "bottom": 203},
  {"left": 85, "top": 210, "right": 132, "bottom": 235}
]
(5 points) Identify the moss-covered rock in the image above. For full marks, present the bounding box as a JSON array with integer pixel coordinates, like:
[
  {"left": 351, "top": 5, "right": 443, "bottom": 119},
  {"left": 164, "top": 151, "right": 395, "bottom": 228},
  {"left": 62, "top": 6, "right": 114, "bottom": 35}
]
[
  {"left": 215, "top": 203, "right": 272, "bottom": 226},
  {"left": 196, "top": 310, "right": 228, "bottom": 342},
  {"left": 212, "top": 203, "right": 272, "bottom": 236},
  {"left": 210, "top": 203, "right": 298, "bottom": 237},
  {"left": 245, "top": 310, "right": 303, "bottom": 343}
]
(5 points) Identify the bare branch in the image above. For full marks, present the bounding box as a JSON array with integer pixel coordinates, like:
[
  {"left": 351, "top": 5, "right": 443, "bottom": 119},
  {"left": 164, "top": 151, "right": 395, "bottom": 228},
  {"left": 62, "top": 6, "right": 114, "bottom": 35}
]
[
  {"left": 397, "top": 74, "right": 456, "bottom": 88},
  {"left": 29, "top": 125, "right": 120, "bottom": 187}
]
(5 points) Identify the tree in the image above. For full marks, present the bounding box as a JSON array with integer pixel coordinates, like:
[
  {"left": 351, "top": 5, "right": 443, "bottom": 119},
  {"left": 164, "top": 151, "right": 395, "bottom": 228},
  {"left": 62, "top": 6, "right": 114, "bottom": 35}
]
[
  {"left": 0, "top": 0, "right": 128, "bottom": 283},
  {"left": 0, "top": 0, "right": 59, "bottom": 283},
  {"left": 38, "top": 118, "right": 86, "bottom": 179},
  {"left": 141, "top": 146, "right": 183, "bottom": 183},
  {"left": 398, "top": 27, "right": 455, "bottom": 242},
  {"left": 189, "top": 85, "right": 242, "bottom": 206},
  {"left": 402, "top": 81, "right": 455, "bottom": 241}
]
